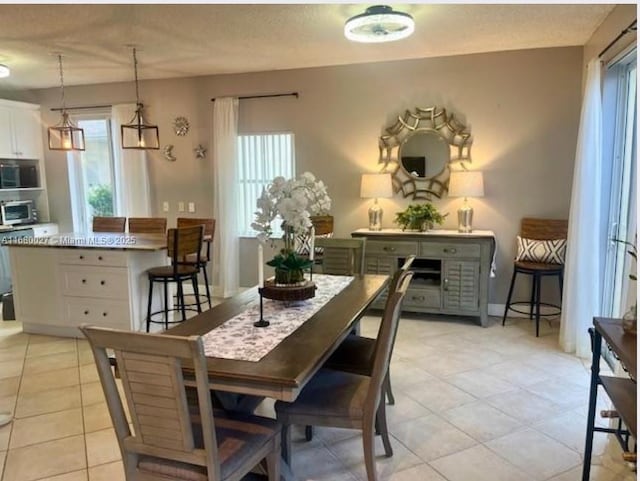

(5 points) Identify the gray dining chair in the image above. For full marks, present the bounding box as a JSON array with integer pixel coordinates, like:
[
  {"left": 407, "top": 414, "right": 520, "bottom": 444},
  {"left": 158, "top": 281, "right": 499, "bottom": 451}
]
[
  {"left": 274, "top": 270, "right": 413, "bottom": 481},
  {"left": 81, "top": 325, "right": 282, "bottom": 481},
  {"left": 316, "top": 237, "right": 366, "bottom": 275},
  {"left": 324, "top": 255, "right": 416, "bottom": 405}
]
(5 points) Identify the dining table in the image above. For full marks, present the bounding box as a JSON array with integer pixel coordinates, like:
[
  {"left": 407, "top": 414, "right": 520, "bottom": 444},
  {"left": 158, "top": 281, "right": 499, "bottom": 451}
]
[{"left": 166, "top": 273, "right": 389, "bottom": 402}]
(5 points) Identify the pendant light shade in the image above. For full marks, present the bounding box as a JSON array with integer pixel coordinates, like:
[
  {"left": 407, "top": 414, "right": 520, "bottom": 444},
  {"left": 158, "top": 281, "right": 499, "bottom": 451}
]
[
  {"left": 344, "top": 5, "right": 414, "bottom": 43},
  {"left": 48, "top": 55, "right": 85, "bottom": 151},
  {"left": 121, "top": 48, "right": 159, "bottom": 150}
]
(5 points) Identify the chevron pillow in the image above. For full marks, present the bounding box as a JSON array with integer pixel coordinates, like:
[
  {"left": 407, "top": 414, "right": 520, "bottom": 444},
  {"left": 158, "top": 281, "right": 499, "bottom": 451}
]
[{"left": 515, "top": 236, "right": 567, "bottom": 264}]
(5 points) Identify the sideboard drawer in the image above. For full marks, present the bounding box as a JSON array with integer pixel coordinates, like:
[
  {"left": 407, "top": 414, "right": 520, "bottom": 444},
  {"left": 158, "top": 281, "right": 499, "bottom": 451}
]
[
  {"left": 367, "top": 240, "right": 418, "bottom": 256},
  {"left": 404, "top": 287, "right": 441, "bottom": 309},
  {"left": 60, "top": 266, "right": 129, "bottom": 299},
  {"left": 64, "top": 298, "right": 130, "bottom": 330},
  {"left": 420, "top": 242, "right": 481, "bottom": 259},
  {"left": 59, "top": 249, "right": 128, "bottom": 267}
]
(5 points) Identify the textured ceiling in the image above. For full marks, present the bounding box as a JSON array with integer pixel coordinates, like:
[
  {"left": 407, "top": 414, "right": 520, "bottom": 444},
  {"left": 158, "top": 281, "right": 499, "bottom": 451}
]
[{"left": 0, "top": 4, "right": 615, "bottom": 90}]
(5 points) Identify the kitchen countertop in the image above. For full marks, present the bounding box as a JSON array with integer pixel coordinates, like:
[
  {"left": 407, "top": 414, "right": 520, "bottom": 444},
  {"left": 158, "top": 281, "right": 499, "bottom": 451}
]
[{"left": 4, "top": 232, "right": 167, "bottom": 251}]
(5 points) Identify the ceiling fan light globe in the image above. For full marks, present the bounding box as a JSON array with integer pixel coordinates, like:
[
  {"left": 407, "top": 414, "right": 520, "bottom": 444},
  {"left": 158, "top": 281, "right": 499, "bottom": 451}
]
[{"left": 344, "top": 6, "right": 415, "bottom": 43}]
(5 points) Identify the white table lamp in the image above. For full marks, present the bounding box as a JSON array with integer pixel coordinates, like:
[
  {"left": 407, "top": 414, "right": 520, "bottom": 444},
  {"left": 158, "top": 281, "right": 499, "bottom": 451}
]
[
  {"left": 448, "top": 171, "right": 484, "bottom": 233},
  {"left": 360, "top": 173, "right": 393, "bottom": 231}
]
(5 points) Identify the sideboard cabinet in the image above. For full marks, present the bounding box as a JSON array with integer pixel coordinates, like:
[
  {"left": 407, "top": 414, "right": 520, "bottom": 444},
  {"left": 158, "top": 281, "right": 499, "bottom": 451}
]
[{"left": 352, "top": 229, "right": 495, "bottom": 326}]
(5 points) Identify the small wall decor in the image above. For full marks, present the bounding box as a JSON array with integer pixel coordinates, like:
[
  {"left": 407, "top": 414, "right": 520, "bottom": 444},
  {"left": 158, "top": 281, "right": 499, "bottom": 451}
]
[
  {"left": 172, "top": 116, "right": 190, "bottom": 136},
  {"left": 194, "top": 144, "right": 207, "bottom": 159},
  {"left": 163, "top": 144, "right": 176, "bottom": 162}
]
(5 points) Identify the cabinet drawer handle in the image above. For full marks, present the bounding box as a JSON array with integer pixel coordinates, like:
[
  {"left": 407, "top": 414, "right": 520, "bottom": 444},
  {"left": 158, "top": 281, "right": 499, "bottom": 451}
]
[
  {"left": 83, "top": 310, "right": 89, "bottom": 315},
  {"left": 443, "top": 278, "right": 449, "bottom": 291},
  {"left": 411, "top": 295, "right": 425, "bottom": 302},
  {"left": 79, "top": 255, "right": 84, "bottom": 260},
  {"left": 81, "top": 279, "right": 87, "bottom": 284},
  {"left": 100, "top": 280, "right": 106, "bottom": 285},
  {"left": 443, "top": 248, "right": 457, "bottom": 254},
  {"left": 102, "top": 312, "right": 108, "bottom": 317},
  {"left": 382, "top": 246, "right": 396, "bottom": 252},
  {"left": 98, "top": 256, "right": 103, "bottom": 261}
]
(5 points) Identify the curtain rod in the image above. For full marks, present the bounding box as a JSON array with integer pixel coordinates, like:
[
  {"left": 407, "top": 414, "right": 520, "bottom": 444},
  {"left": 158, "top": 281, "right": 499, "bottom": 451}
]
[
  {"left": 599, "top": 19, "right": 637, "bottom": 58},
  {"left": 210, "top": 92, "right": 298, "bottom": 102},
  {"left": 50, "top": 104, "right": 114, "bottom": 112}
]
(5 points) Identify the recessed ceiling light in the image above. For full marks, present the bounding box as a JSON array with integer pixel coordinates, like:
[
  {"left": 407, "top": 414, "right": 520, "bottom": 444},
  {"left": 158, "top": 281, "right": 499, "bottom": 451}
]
[
  {"left": 344, "top": 5, "right": 415, "bottom": 44},
  {"left": 0, "top": 65, "right": 10, "bottom": 78}
]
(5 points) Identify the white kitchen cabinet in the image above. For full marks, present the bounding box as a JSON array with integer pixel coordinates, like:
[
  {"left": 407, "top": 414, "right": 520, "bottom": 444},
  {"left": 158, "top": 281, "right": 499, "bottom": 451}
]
[{"left": 0, "top": 100, "right": 43, "bottom": 160}]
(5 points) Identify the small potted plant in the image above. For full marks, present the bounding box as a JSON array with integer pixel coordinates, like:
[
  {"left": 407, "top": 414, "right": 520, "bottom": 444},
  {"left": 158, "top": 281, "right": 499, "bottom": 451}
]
[{"left": 394, "top": 203, "right": 447, "bottom": 231}]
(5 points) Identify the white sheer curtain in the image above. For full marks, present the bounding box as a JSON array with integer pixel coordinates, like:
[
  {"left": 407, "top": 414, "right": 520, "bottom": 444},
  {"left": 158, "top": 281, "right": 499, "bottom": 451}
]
[
  {"left": 212, "top": 98, "right": 239, "bottom": 298},
  {"left": 111, "top": 104, "right": 152, "bottom": 217},
  {"left": 560, "top": 59, "right": 604, "bottom": 358}
]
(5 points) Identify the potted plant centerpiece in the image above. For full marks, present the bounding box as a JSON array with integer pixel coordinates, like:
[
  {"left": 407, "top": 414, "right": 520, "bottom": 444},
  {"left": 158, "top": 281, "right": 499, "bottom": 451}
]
[
  {"left": 252, "top": 172, "right": 331, "bottom": 287},
  {"left": 394, "top": 202, "right": 446, "bottom": 231}
]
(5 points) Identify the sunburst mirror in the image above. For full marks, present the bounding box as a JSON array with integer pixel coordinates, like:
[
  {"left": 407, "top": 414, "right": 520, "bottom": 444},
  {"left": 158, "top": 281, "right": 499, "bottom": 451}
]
[{"left": 379, "top": 106, "right": 472, "bottom": 199}]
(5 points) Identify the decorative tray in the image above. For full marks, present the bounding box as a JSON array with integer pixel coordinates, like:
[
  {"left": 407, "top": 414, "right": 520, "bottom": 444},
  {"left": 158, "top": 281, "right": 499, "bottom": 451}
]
[{"left": 260, "top": 280, "right": 316, "bottom": 301}]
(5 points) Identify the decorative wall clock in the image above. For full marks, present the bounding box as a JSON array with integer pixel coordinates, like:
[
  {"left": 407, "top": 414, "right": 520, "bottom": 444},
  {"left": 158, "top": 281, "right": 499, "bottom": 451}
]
[{"left": 173, "top": 116, "right": 190, "bottom": 136}]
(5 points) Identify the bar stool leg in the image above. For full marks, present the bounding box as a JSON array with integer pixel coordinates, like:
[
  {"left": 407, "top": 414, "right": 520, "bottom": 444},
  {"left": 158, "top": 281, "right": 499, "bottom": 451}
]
[
  {"left": 535, "top": 273, "right": 542, "bottom": 337},
  {"left": 202, "top": 263, "right": 212, "bottom": 309},
  {"left": 192, "top": 274, "right": 202, "bottom": 314},
  {"left": 177, "top": 279, "right": 187, "bottom": 321},
  {"left": 163, "top": 280, "right": 169, "bottom": 330},
  {"left": 559, "top": 270, "right": 564, "bottom": 301},
  {"left": 146, "top": 277, "right": 154, "bottom": 333},
  {"left": 502, "top": 269, "right": 518, "bottom": 326},
  {"left": 529, "top": 273, "right": 537, "bottom": 320}
]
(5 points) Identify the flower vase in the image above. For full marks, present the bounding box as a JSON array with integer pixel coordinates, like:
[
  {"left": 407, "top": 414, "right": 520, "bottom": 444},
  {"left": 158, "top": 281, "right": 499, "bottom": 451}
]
[
  {"left": 622, "top": 303, "right": 637, "bottom": 335},
  {"left": 275, "top": 268, "right": 305, "bottom": 285}
]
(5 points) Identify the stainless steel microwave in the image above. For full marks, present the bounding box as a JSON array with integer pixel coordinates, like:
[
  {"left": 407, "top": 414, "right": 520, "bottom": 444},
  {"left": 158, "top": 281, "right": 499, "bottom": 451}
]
[{"left": 1, "top": 200, "right": 36, "bottom": 226}]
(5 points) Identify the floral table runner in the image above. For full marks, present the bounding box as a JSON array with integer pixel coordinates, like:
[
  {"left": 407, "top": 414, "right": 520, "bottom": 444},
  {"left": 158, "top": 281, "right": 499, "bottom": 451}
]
[{"left": 201, "top": 275, "right": 354, "bottom": 362}]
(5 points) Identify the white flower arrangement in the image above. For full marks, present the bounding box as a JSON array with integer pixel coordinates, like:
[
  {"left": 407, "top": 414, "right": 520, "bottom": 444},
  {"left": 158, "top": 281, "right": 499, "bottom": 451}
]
[{"left": 252, "top": 172, "right": 331, "bottom": 244}]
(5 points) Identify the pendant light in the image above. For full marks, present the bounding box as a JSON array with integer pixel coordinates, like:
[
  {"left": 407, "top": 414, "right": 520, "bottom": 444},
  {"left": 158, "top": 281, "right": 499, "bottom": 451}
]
[
  {"left": 121, "top": 47, "right": 159, "bottom": 150},
  {"left": 47, "top": 55, "right": 85, "bottom": 151},
  {"left": 344, "top": 5, "right": 415, "bottom": 43}
]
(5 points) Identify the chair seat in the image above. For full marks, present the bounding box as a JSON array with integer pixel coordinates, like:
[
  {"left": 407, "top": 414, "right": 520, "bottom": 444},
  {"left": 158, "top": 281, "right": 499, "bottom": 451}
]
[
  {"left": 181, "top": 253, "right": 208, "bottom": 266},
  {"left": 138, "top": 410, "right": 280, "bottom": 481},
  {"left": 148, "top": 264, "right": 199, "bottom": 278},
  {"left": 274, "top": 369, "right": 369, "bottom": 420},
  {"left": 324, "top": 334, "right": 375, "bottom": 376},
  {"left": 514, "top": 260, "right": 564, "bottom": 272}
]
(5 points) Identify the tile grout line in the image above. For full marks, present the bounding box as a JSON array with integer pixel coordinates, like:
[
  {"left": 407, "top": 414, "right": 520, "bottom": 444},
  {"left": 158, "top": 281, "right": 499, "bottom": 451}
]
[
  {"left": 77, "top": 337, "right": 91, "bottom": 480},
  {"left": 1, "top": 336, "right": 28, "bottom": 481}
]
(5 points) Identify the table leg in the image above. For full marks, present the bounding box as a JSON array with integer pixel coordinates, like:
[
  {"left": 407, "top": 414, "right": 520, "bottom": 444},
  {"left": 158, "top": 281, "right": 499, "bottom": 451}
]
[{"left": 582, "top": 328, "right": 601, "bottom": 481}]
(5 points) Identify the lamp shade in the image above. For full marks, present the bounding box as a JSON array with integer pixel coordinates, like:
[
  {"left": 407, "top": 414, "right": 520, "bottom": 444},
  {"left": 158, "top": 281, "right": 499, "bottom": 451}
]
[
  {"left": 360, "top": 173, "right": 393, "bottom": 199},
  {"left": 448, "top": 171, "right": 484, "bottom": 198}
]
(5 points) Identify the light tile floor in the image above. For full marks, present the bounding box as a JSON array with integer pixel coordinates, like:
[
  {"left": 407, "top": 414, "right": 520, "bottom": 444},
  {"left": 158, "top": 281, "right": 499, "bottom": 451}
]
[{"left": 0, "top": 314, "right": 635, "bottom": 481}]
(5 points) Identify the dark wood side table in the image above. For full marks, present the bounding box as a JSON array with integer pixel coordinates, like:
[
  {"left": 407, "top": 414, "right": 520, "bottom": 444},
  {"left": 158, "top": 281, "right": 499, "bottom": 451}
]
[{"left": 582, "top": 317, "right": 637, "bottom": 480}]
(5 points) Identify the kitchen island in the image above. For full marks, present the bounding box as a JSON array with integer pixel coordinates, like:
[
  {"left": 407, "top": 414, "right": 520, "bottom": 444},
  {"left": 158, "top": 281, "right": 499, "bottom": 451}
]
[{"left": 7, "top": 232, "right": 168, "bottom": 337}]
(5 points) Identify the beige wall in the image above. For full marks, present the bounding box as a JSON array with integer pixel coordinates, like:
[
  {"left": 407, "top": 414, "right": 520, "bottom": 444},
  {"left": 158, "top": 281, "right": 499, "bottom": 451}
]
[{"left": 31, "top": 46, "right": 583, "bottom": 305}]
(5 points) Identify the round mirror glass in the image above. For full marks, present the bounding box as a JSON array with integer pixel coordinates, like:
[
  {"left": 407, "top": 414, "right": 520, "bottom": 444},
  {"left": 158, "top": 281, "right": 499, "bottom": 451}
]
[{"left": 399, "top": 130, "right": 449, "bottom": 179}]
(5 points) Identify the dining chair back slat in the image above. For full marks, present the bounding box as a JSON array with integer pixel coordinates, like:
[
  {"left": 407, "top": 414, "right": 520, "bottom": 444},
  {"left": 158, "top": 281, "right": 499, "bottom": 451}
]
[
  {"left": 93, "top": 216, "right": 126, "bottom": 233},
  {"left": 520, "top": 218, "right": 568, "bottom": 240},
  {"left": 177, "top": 217, "right": 216, "bottom": 238},
  {"left": 168, "top": 226, "right": 204, "bottom": 264},
  {"left": 128, "top": 217, "right": 168, "bottom": 234}
]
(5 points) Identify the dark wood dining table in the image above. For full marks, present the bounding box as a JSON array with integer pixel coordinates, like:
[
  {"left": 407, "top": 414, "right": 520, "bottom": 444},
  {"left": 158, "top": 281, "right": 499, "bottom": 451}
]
[{"left": 166, "top": 274, "right": 389, "bottom": 402}]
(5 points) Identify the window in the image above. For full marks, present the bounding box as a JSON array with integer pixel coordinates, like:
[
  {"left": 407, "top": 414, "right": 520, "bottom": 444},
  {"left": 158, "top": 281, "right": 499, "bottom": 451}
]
[
  {"left": 602, "top": 48, "right": 637, "bottom": 318},
  {"left": 237, "top": 133, "right": 295, "bottom": 236},
  {"left": 68, "top": 115, "right": 118, "bottom": 233}
]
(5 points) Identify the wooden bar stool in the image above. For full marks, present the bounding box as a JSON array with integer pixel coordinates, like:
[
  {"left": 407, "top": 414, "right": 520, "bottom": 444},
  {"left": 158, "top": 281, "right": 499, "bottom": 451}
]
[
  {"left": 177, "top": 217, "right": 216, "bottom": 309},
  {"left": 92, "top": 216, "right": 126, "bottom": 233},
  {"left": 127, "top": 217, "right": 167, "bottom": 234},
  {"left": 502, "top": 218, "right": 568, "bottom": 337},
  {"left": 145, "top": 225, "right": 203, "bottom": 332}
]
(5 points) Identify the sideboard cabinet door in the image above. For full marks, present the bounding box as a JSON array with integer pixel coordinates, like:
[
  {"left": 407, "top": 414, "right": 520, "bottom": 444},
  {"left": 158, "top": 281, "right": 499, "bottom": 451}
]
[{"left": 443, "top": 260, "right": 480, "bottom": 311}]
